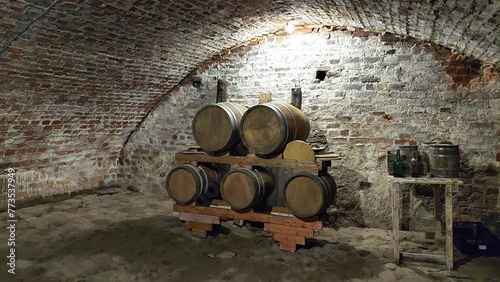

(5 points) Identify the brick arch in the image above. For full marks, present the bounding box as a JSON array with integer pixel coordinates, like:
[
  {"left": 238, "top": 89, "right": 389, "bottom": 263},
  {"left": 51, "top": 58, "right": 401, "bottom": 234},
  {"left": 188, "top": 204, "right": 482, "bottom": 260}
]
[{"left": 0, "top": 0, "right": 499, "bottom": 201}]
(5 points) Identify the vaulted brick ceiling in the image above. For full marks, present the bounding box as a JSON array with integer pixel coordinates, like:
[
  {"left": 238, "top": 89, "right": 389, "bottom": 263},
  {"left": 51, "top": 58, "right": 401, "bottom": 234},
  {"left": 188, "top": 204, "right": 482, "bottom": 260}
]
[{"left": 1, "top": 0, "right": 498, "bottom": 167}]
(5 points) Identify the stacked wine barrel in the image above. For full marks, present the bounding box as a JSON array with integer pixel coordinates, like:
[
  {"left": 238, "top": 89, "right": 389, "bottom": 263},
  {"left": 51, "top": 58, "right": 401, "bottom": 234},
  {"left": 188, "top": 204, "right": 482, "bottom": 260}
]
[{"left": 166, "top": 101, "right": 337, "bottom": 218}]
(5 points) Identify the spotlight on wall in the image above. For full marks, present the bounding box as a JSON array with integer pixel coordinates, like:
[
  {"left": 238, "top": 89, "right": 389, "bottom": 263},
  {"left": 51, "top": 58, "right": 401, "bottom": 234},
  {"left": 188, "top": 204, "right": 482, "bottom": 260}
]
[{"left": 285, "top": 22, "right": 295, "bottom": 34}]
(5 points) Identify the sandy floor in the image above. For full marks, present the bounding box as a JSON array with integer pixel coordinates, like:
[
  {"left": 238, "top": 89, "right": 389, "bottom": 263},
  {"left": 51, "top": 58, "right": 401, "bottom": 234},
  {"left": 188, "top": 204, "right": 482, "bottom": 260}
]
[{"left": 1, "top": 189, "right": 499, "bottom": 281}]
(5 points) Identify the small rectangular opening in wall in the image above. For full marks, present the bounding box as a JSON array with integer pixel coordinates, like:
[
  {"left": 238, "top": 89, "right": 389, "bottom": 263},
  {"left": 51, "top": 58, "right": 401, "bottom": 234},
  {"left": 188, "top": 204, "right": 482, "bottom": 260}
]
[
  {"left": 316, "top": 70, "right": 327, "bottom": 81},
  {"left": 440, "top": 108, "right": 452, "bottom": 113}
]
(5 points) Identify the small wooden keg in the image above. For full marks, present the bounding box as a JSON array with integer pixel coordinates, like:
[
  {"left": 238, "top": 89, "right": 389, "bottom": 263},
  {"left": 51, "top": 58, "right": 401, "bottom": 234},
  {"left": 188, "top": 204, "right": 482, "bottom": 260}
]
[
  {"left": 166, "top": 163, "right": 223, "bottom": 205},
  {"left": 220, "top": 167, "right": 274, "bottom": 210},
  {"left": 192, "top": 102, "right": 247, "bottom": 155},
  {"left": 428, "top": 144, "right": 460, "bottom": 178},
  {"left": 283, "top": 171, "right": 337, "bottom": 218},
  {"left": 240, "top": 102, "right": 310, "bottom": 157}
]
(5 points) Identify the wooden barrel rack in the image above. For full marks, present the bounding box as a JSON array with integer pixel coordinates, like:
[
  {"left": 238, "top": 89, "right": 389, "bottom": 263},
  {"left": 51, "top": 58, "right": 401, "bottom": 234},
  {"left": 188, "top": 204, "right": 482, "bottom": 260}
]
[{"left": 172, "top": 151, "right": 340, "bottom": 252}]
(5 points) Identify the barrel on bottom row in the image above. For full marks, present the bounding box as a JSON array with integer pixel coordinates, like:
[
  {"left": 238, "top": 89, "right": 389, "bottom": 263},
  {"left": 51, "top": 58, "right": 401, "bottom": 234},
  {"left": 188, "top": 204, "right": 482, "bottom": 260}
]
[
  {"left": 166, "top": 164, "right": 337, "bottom": 218},
  {"left": 166, "top": 163, "right": 224, "bottom": 206},
  {"left": 220, "top": 167, "right": 274, "bottom": 210},
  {"left": 283, "top": 171, "right": 337, "bottom": 218}
]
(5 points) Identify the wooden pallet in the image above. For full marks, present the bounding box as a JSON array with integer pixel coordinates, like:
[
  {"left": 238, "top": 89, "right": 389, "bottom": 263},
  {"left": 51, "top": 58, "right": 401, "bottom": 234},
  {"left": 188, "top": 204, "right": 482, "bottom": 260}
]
[{"left": 173, "top": 200, "right": 323, "bottom": 252}]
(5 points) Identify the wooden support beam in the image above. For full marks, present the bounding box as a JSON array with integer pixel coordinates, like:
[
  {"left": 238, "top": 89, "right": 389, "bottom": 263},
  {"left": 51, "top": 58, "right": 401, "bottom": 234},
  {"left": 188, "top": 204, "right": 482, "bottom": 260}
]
[
  {"left": 179, "top": 213, "right": 220, "bottom": 224},
  {"left": 216, "top": 79, "right": 227, "bottom": 103},
  {"left": 401, "top": 252, "right": 446, "bottom": 264},
  {"left": 291, "top": 87, "right": 302, "bottom": 109},
  {"left": 186, "top": 221, "right": 213, "bottom": 231},
  {"left": 392, "top": 182, "right": 401, "bottom": 265},
  {"left": 445, "top": 184, "right": 453, "bottom": 270},
  {"left": 272, "top": 233, "right": 306, "bottom": 252},
  {"left": 264, "top": 223, "right": 314, "bottom": 237},
  {"left": 259, "top": 92, "right": 272, "bottom": 104},
  {"left": 191, "top": 229, "right": 208, "bottom": 238}
]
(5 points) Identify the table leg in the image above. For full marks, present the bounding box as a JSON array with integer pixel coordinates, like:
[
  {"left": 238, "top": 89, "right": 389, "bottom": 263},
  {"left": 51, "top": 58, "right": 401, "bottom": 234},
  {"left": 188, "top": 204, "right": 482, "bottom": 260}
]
[
  {"left": 393, "top": 182, "right": 401, "bottom": 264},
  {"left": 434, "top": 186, "right": 443, "bottom": 240},
  {"left": 445, "top": 184, "right": 453, "bottom": 270}
]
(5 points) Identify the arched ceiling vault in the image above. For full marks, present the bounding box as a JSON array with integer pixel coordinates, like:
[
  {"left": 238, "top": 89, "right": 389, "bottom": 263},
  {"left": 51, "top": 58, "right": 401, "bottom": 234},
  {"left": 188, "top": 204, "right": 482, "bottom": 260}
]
[{"left": 3, "top": 1, "right": 499, "bottom": 78}]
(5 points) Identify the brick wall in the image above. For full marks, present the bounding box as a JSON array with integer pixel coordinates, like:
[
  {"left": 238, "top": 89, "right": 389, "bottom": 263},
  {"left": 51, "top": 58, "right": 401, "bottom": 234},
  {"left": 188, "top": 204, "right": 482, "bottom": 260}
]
[
  {"left": 0, "top": 0, "right": 498, "bottom": 230},
  {"left": 122, "top": 29, "right": 499, "bottom": 235}
]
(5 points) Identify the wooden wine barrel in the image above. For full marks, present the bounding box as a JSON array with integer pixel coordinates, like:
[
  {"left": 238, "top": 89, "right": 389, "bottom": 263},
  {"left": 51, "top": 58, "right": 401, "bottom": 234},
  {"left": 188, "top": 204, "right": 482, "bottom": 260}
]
[
  {"left": 428, "top": 144, "right": 460, "bottom": 178},
  {"left": 240, "top": 102, "right": 310, "bottom": 157},
  {"left": 220, "top": 167, "right": 274, "bottom": 210},
  {"left": 421, "top": 139, "right": 452, "bottom": 176},
  {"left": 283, "top": 171, "right": 337, "bottom": 218},
  {"left": 166, "top": 163, "right": 223, "bottom": 205},
  {"left": 192, "top": 102, "right": 247, "bottom": 155}
]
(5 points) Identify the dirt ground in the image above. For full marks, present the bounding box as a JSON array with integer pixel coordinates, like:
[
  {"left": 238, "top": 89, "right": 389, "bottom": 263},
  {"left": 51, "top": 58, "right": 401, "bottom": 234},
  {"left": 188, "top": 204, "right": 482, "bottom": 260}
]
[{"left": 1, "top": 189, "right": 499, "bottom": 281}]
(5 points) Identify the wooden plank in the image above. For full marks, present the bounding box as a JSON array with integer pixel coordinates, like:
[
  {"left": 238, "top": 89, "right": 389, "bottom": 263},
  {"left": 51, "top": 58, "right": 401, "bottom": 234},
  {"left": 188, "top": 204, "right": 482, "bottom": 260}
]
[
  {"left": 401, "top": 252, "right": 446, "bottom": 264},
  {"left": 392, "top": 182, "right": 401, "bottom": 265},
  {"left": 278, "top": 240, "right": 298, "bottom": 252},
  {"left": 264, "top": 223, "right": 314, "bottom": 237},
  {"left": 291, "top": 87, "right": 302, "bottom": 109},
  {"left": 315, "top": 153, "right": 341, "bottom": 161},
  {"left": 191, "top": 229, "right": 208, "bottom": 238},
  {"left": 209, "top": 199, "right": 231, "bottom": 207},
  {"left": 445, "top": 184, "right": 454, "bottom": 270},
  {"left": 262, "top": 205, "right": 293, "bottom": 215},
  {"left": 388, "top": 176, "right": 463, "bottom": 185},
  {"left": 434, "top": 186, "right": 443, "bottom": 240},
  {"left": 179, "top": 213, "right": 220, "bottom": 224},
  {"left": 216, "top": 79, "right": 227, "bottom": 103},
  {"left": 283, "top": 140, "right": 315, "bottom": 161},
  {"left": 175, "top": 152, "right": 321, "bottom": 170},
  {"left": 398, "top": 230, "right": 438, "bottom": 242},
  {"left": 272, "top": 233, "right": 306, "bottom": 245},
  {"left": 173, "top": 204, "right": 322, "bottom": 230},
  {"left": 186, "top": 221, "right": 213, "bottom": 231},
  {"left": 259, "top": 92, "right": 272, "bottom": 104}
]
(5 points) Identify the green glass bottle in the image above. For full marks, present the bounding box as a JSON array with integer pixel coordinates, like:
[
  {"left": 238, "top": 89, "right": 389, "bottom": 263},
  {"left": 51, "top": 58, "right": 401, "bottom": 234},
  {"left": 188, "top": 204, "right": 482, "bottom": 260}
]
[{"left": 393, "top": 149, "right": 405, "bottom": 177}]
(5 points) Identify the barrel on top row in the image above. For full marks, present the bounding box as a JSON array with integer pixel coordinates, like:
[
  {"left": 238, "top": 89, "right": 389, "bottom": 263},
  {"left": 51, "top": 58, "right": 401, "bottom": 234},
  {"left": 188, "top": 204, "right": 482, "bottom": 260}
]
[
  {"left": 192, "top": 101, "right": 310, "bottom": 157},
  {"left": 166, "top": 164, "right": 336, "bottom": 218},
  {"left": 192, "top": 102, "right": 247, "bottom": 155}
]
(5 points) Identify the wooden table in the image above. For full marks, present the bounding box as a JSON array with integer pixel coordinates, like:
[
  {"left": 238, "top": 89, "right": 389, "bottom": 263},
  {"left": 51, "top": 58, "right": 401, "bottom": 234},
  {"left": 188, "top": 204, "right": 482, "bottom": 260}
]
[{"left": 390, "top": 176, "right": 463, "bottom": 270}]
